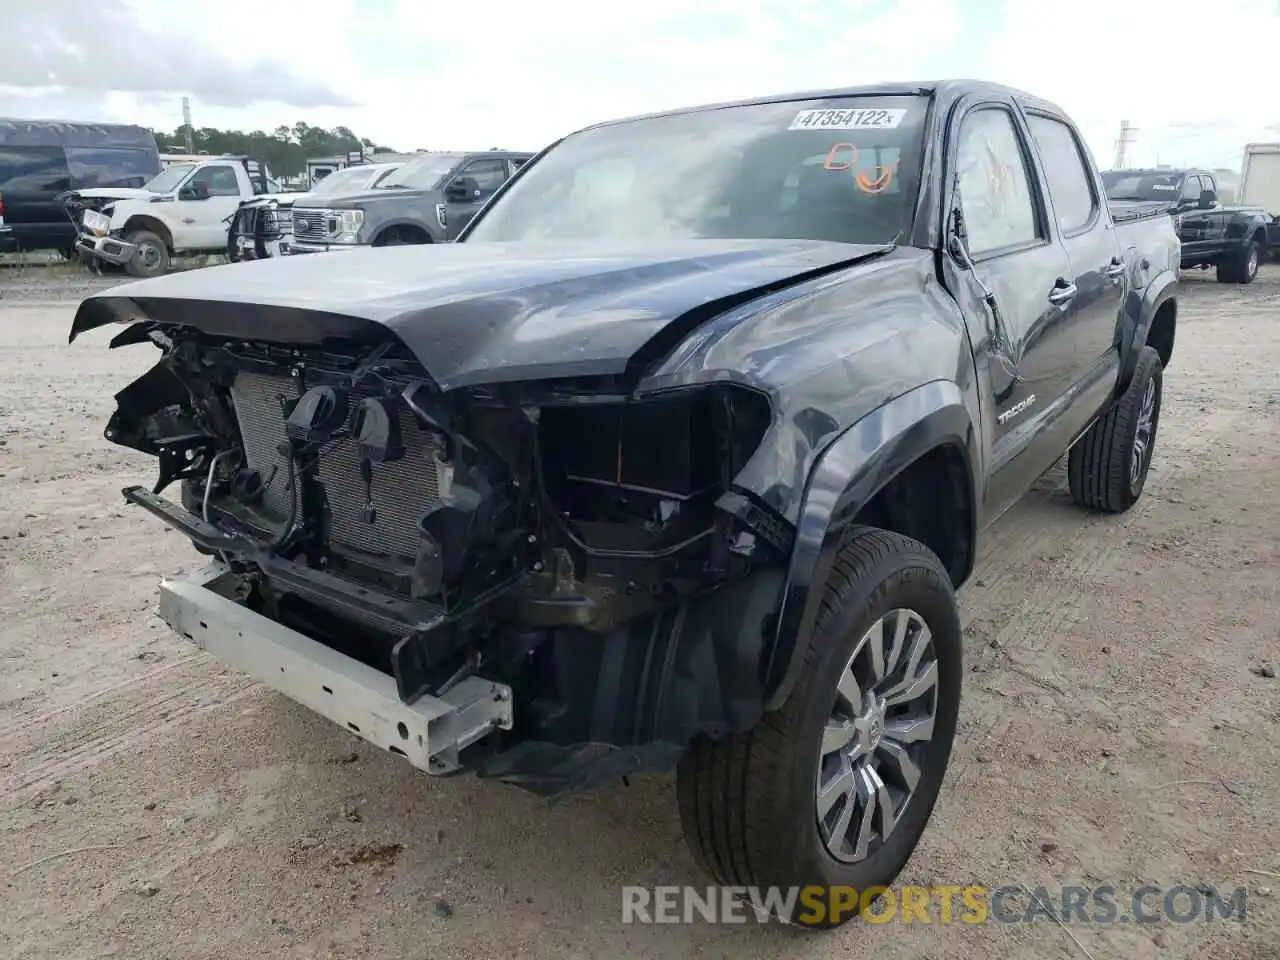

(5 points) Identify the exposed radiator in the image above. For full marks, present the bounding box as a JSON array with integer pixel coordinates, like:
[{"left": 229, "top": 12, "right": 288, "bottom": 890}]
[{"left": 229, "top": 371, "right": 441, "bottom": 561}]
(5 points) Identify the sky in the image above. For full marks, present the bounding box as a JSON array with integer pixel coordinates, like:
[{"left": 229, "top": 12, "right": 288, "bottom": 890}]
[{"left": 3, "top": 0, "right": 1280, "bottom": 172}]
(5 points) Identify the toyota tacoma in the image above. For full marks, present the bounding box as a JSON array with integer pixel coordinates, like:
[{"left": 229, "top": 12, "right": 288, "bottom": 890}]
[{"left": 72, "top": 80, "right": 1178, "bottom": 928}]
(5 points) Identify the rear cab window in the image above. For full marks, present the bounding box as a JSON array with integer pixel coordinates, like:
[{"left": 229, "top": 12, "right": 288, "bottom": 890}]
[
  {"left": 1025, "top": 114, "right": 1098, "bottom": 235},
  {"left": 463, "top": 96, "right": 928, "bottom": 246}
]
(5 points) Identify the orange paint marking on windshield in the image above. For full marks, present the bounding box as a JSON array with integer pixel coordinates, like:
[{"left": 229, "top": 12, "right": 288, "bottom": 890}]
[
  {"left": 856, "top": 164, "right": 896, "bottom": 194},
  {"left": 824, "top": 143, "right": 860, "bottom": 171}
]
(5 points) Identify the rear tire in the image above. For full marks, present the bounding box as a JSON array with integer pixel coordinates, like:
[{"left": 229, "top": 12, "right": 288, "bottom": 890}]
[
  {"left": 1216, "top": 240, "right": 1260, "bottom": 283},
  {"left": 676, "top": 526, "right": 962, "bottom": 930},
  {"left": 1068, "top": 345, "right": 1163, "bottom": 513},
  {"left": 124, "top": 230, "right": 170, "bottom": 279}
]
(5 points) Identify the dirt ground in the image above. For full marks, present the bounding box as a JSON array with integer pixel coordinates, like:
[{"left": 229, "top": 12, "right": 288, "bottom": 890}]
[{"left": 1, "top": 262, "right": 1277, "bottom": 960}]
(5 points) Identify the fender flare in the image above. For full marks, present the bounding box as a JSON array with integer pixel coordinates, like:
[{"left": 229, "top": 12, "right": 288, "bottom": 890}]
[
  {"left": 1123, "top": 269, "right": 1177, "bottom": 385},
  {"left": 760, "top": 380, "right": 979, "bottom": 711}
]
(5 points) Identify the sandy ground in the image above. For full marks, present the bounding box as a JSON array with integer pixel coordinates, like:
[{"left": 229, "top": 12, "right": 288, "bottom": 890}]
[{"left": 0, "top": 262, "right": 1277, "bottom": 960}]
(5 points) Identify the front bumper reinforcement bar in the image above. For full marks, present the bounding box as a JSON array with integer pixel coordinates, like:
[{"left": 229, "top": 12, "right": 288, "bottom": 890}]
[{"left": 159, "top": 562, "right": 514, "bottom": 775}]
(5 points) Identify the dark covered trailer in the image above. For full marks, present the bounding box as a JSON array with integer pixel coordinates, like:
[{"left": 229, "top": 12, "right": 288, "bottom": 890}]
[{"left": 0, "top": 118, "right": 157, "bottom": 149}]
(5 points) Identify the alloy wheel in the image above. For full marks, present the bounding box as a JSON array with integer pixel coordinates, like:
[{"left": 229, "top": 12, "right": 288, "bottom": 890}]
[
  {"left": 816, "top": 608, "right": 939, "bottom": 863},
  {"left": 1130, "top": 377, "right": 1158, "bottom": 492}
]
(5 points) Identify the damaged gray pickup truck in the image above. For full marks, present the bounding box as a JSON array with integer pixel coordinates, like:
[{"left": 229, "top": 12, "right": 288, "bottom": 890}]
[{"left": 72, "top": 80, "right": 1178, "bottom": 928}]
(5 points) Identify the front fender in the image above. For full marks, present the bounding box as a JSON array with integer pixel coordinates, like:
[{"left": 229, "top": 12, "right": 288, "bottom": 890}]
[
  {"left": 106, "top": 200, "right": 153, "bottom": 228},
  {"left": 761, "top": 380, "right": 978, "bottom": 711}
]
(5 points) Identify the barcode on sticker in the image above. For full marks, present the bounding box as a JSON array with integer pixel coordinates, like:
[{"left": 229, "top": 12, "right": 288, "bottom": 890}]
[{"left": 789, "top": 108, "right": 906, "bottom": 131}]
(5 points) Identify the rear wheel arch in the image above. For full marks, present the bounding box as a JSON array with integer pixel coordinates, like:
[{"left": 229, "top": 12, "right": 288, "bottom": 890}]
[
  {"left": 762, "top": 383, "right": 978, "bottom": 712},
  {"left": 1146, "top": 296, "right": 1176, "bottom": 371}
]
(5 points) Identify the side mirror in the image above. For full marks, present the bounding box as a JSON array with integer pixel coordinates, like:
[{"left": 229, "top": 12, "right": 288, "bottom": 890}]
[
  {"left": 179, "top": 182, "right": 210, "bottom": 201},
  {"left": 1198, "top": 189, "right": 1217, "bottom": 209},
  {"left": 445, "top": 176, "right": 481, "bottom": 202}
]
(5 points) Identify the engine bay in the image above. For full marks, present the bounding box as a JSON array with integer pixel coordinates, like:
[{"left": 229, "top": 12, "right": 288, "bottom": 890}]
[{"left": 108, "top": 327, "right": 789, "bottom": 721}]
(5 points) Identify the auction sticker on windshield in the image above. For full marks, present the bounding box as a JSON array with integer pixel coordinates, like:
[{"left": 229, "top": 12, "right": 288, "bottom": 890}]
[{"left": 789, "top": 108, "right": 907, "bottom": 131}]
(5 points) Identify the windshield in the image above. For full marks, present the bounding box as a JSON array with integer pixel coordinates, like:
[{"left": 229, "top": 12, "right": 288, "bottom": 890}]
[
  {"left": 1102, "top": 171, "right": 1184, "bottom": 202},
  {"left": 378, "top": 154, "right": 465, "bottom": 190},
  {"left": 464, "top": 97, "right": 925, "bottom": 246},
  {"left": 144, "top": 164, "right": 195, "bottom": 193},
  {"left": 310, "top": 164, "right": 381, "bottom": 196}
]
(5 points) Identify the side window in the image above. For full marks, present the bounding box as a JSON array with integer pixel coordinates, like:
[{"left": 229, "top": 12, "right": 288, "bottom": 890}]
[
  {"left": 1026, "top": 115, "right": 1097, "bottom": 234},
  {"left": 1179, "top": 175, "right": 1202, "bottom": 202},
  {"left": 189, "top": 165, "right": 240, "bottom": 196},
  {"left": 64, "top": 148, "right": 157, "bottom": 189},
  {"left": 456, "top": 158, "right": 508, "bottom": 198},
  {"left": 955, "top": 108, "right": 1041, "bottom": 257},
  {"left": 0, "top": 145, "right": 71, "bottom": 192}
]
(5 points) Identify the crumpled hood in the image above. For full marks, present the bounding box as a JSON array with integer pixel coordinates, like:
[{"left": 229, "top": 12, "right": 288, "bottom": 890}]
[{"left": 69, "top": 238, "right": 892, "bottom": 390}]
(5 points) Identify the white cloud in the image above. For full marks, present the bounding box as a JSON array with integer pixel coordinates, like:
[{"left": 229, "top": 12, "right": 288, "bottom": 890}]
[
  {"left": 982, "top": 0, "right": 1280, "bottom": 169},
  {"left": 0, "top": 0, "right": 1274, "bottom": 171}
]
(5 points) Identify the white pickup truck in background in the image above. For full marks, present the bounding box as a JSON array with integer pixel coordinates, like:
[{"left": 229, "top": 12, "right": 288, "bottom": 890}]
[{"left": 66, "top": 157, "right": 277, "bottom": 277}]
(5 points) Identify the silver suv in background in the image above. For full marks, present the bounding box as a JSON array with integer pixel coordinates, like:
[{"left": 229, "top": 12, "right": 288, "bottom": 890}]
[{"left": 289, "top": 149, "right": 533, "bottom": 252}]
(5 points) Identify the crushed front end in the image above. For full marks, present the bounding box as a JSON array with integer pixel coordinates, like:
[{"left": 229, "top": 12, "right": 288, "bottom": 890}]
[
  {"left": 61, "top": 192, "right": 137, "bottom": 270},
  {"left": 99, "top": 322, "right": 791, "bottom": 796}
]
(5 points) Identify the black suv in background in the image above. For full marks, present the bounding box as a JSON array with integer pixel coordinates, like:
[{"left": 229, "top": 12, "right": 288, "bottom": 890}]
[
  {"left": 0, "top": 119, "right": 161, "bottom": 256},
  {"left": 289, "top": 149, "right": 534, "bottom": 253},
  {"left": 1102, "top": 167, "right": 1270, "bottom": 283}
]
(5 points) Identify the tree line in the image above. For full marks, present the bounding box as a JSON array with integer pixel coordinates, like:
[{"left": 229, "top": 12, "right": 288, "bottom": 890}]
[{"left": 155, "top": 122, "right": 403, "bottom": 179}]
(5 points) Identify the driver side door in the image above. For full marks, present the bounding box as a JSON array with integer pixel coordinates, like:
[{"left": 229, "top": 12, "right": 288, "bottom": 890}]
[
  {"left": 442, "top": 158, "right": 509, "bottom": 240},
  {"left": 180, "top": 164, "right": 244, "bottom": 249},
  {"left": 942, "top": 100, "right": 1080, "bottom": 523}
]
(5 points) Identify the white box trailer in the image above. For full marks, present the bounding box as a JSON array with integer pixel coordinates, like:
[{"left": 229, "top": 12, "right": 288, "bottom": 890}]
[
  {"left": 1239, "top": 144, "right": 1280, "bottom": 255},
  {"left": 1239, "top": 143, "right": 1280, "bottom": 216}
]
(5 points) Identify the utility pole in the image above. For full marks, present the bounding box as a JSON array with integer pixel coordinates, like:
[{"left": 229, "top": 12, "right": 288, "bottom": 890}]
[
  {"left": 181, "top": 96, "right": 194, "bottom": 154},
  {"left": 1112, "top": 120, "right": 1136, "bottom": 169}
]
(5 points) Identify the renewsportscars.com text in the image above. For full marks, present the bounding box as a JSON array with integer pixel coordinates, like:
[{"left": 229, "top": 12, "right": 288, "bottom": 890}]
[{"left": 621, "top": 884, "right": 1250, "bottom": 926}]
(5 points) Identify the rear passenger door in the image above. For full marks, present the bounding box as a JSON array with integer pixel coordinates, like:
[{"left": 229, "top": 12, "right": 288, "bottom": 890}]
[
  {"left": 944, "top": 100, "right": 1078, "bottom": 521},
  {"left": 1023, "top": 111, "right": 1124, "bottom": 384}
]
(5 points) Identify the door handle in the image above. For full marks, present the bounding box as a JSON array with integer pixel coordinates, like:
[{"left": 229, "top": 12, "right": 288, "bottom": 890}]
[
  {"left": 1047, "top": 280, "right": 1078, "bottom": 306},
  {"left": 1104, "top": 257, "right": 1126, "bottom": 279}
]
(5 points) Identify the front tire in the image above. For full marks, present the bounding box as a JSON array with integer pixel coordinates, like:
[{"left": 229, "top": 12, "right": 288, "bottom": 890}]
[
  {"left": 1217, "top": 240, "right": 1260, "bottom": 284},
  {"left": 676, "top": 527, "right": 962, "bottom": 930},
  {"left": 124, "top": 230, "right": 170, "bottom": 279},
  {"left": 1068, "top": 345, "right": 1163, "bottom": 513}
]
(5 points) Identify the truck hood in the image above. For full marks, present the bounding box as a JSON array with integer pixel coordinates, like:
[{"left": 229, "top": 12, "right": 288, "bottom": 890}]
[
  {"left": 69, "top": 238, "right": 892, "bottom": 390},
  {"left": 73, "top": 187, "right": 157, "bottom": 203},
  {"left": 298, "top": 188, "right": 424, "bottom": 209}
]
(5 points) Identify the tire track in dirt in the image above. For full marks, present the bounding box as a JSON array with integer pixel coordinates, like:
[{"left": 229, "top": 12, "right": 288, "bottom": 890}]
[
  {"left": 945, "top": 388, "right": 1248, "bottom": 803},
  {"left": 1, "top": 658, "right": 256, "bottom": 803}
]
